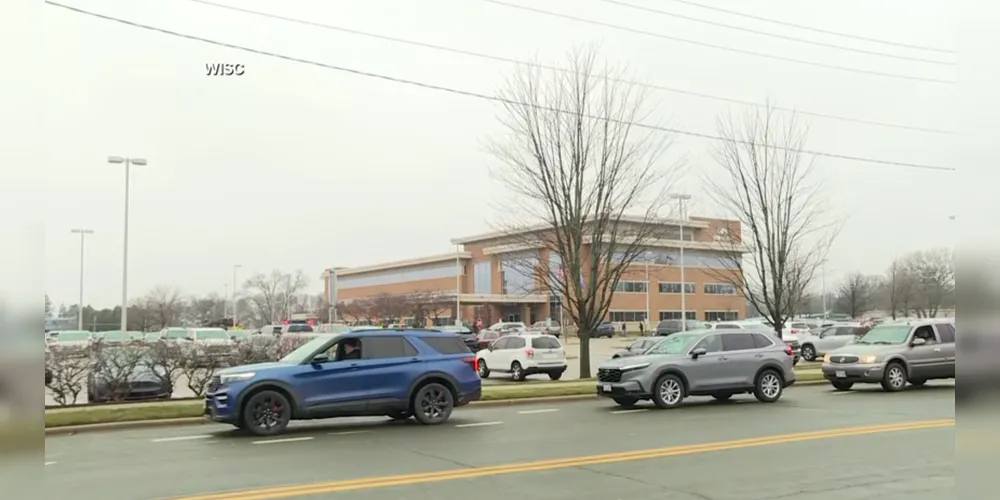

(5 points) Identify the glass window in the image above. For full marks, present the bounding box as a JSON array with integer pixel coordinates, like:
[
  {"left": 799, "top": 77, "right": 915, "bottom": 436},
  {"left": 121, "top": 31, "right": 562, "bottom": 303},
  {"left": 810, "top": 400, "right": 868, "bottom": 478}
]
[
  {"left": 935, "top": 323, "right": 956, "bottom": 343},
  {"left": 610, "top": 311, "right": 648, "bottom": 322},
  {"left": 506, "top": 337, "right": 526, "bottom": 349},
  {"left": 692, "top": 334, "right": 723, "bottom": 353},
  {"left": 751, "top": 333, "right": 775, "bottom": 348},
  {"left": 705, "top": 311, "right": 740, "bottom": 322},
  {"left": 531, "top": 337, "right": 561, "bottom": 349},
  {"left": 362, "top": 336, "right": 417, "bottom": 359},
  {"left": 279, "top": 334, "right": 337, "bottom": 364},
  {"left": 647, "top": 333, "right": 702, "bottom": 355},
  {"left": 658, "top": 282, "right": 695, "bottom": 294},
  {"left": 704, "top": 283, "right": 737, "bottom": 295},
  {"left": 722, "top": 333, "right": 756, "bottom": 351},
  {"left": 492, "top": 337, "right": 510, "bottom": 349},
  {"left": 856, "top": 325, "right": 912, "bottom": 345},
  {"left": 473, "top": 261, "right": 492, "bottom": 294},
  {"left": 614, "top": 281, "right": 648, "bottom": 293},
  {"left": 912, "top": 325, "right": 938, "bottom": 344},
  {"left": 835, "top": 327, "right": 856, "bottom": 336},
  {"left": 421, "top": 336, "right": 469, "bottom": 354}
]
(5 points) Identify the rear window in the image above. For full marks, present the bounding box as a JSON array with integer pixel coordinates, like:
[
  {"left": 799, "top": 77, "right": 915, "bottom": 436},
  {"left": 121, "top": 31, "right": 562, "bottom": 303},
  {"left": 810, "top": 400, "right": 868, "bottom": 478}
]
[
  {"left": 531, "top": 337, "right": 561, "bottom": 349},
  {"left": 751, "top": 333, "right": 775, "bottom": 348},
  {"left": 421, "top": 336, "right": 471, "bottom": 354},
  {"left": 715, "top": 323, "right": 740, "bottom": 329}
]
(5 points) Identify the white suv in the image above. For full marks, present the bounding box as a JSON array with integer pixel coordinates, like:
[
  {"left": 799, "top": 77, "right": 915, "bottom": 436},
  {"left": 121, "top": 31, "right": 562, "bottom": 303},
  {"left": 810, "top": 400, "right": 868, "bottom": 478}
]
[{"left": 476, "top": 334, "right": 567, "bottom": 381}]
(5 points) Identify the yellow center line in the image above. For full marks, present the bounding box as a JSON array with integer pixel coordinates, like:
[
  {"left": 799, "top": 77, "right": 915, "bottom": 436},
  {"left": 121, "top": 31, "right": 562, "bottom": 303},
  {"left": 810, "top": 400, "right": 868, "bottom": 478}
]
[{"left": 169, "top": 419, "right": 954, "bottom": 500}]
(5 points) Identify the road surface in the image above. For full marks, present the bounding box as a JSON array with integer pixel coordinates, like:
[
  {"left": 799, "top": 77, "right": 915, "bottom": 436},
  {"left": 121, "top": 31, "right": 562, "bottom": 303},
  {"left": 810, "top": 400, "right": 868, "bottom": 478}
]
[{"left": 44, "top": 381, "right": 954, "bottom": 500}]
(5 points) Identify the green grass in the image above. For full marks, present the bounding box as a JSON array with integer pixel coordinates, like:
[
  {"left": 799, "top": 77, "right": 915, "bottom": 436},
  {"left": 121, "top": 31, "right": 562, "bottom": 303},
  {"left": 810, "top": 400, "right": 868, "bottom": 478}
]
[{"left": 45, "top": 373, "right": 827, "bottom": 429}]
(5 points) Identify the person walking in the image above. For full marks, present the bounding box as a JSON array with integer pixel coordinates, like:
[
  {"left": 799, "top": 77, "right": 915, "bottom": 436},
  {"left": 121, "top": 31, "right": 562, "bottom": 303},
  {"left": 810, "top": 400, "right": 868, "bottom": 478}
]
[
  {"left": 638, "top": 321, "right": 645, "bottom": 336},
  {"left": 621, "top": 322, "right": 627, "bottom": 337}
]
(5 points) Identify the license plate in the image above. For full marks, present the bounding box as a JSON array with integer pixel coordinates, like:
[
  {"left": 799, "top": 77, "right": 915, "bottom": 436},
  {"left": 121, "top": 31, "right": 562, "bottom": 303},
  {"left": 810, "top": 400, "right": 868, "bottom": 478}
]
[
  {"left": 602, "top": 384, "right": 612, "bottom": 392},
  {"left": 835, "top": 370, "right": 846, "bottom": 378}
]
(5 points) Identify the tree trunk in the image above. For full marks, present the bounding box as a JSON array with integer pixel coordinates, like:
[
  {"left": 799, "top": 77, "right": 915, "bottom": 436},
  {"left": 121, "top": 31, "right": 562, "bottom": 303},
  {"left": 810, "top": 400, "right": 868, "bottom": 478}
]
[{"left": 578, "top": 330, "right": 592, "bottom": 379}]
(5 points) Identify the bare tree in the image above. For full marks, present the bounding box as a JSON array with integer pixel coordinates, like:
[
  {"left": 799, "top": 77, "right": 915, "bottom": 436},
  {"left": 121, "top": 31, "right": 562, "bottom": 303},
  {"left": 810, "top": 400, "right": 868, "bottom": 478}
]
[
  {"left": 705, "top": 105, "right": 838, "bottom": 338},
  {"left": 371, "top": 293, "right": 408, "bottom": 324},
  {"left": 486, "top": 46, "right": 677, "bottom": 378},
  {"left": 144, "top": 285, "right": 186, "bottom": 329},
  {"left": 906, "top": 248, "right": 955, "bottom": 318},
  {"left": 880, "top": 259, "right": 915, "bottom": 319},
  {"left": 243, "top": 270, "right": 308, "bottom": 324},
  {"left": 835, "top": 272, "right": 876, "bottom": 318},
  {"left": 184, "top": 293, "right": 226, "bottom": 326}
]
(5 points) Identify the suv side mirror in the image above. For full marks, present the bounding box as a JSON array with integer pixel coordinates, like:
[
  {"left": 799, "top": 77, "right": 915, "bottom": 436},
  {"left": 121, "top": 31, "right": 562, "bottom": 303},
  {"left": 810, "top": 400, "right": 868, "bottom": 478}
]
[
  {"left": 690, "top": 347, "right": 707, "bottom": 358},
  {"left": 910, "top": 337, "right": 927, "bottom": 347},
  {"left": 311, "top": 353, "right": 330, "bottom": 364}
]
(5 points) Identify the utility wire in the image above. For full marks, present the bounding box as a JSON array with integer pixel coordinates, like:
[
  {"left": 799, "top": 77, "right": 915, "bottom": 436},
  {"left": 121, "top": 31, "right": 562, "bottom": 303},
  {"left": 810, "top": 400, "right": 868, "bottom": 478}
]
[
  {"left": 660, "top": 0, "right": 955, "bottom": 54},
  {"left": 599, "top": 0, "right": 953, "bottom": 65},
  {"left": 44, "top": 1, "right": 955, "bottom": 173},
  {"left": 479, "top": 0, "right": 955, "bottom": 84},
  {"left": 185, "top": 0, "right": 950, "bottom": 135}
]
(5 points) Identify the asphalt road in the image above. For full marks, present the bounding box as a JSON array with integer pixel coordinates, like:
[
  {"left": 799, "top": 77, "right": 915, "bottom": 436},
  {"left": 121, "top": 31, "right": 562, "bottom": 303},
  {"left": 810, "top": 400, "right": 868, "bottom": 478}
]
[{"left": 44, "top": 381, "right": 954, "bottom": 500}]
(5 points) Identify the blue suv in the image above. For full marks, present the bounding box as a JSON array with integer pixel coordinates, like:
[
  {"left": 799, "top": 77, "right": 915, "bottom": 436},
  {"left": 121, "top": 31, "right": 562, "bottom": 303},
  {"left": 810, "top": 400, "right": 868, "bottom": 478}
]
[{"left": 204, "top": 329, "right": 482, "bottom": 435}]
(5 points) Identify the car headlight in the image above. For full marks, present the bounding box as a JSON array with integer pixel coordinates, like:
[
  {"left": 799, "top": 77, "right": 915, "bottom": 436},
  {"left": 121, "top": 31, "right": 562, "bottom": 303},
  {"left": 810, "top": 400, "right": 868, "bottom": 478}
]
[
  {"left": 219, "top": 372, "right": 256, "bottom": 384},
  {"left": 859, "top": 355, "right": 878, "bottom": 364},
  {"left": 620, "top": 363, "right": 650, "bottom": 372},
  {"left": 823, "top": 354, "right": 831, "bottom": 363}
]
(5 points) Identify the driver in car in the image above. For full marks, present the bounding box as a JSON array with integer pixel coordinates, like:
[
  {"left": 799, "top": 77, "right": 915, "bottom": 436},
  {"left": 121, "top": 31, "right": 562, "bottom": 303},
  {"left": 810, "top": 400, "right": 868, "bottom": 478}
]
[{"left": 341, "top": 339, "right": 362, "bottom": 360}]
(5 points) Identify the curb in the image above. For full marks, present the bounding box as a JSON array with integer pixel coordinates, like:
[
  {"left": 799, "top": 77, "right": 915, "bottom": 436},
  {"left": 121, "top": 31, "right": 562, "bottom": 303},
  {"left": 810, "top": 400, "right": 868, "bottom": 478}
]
[{"left": 45, "top": 380, "right": 830, "bottom": 436}]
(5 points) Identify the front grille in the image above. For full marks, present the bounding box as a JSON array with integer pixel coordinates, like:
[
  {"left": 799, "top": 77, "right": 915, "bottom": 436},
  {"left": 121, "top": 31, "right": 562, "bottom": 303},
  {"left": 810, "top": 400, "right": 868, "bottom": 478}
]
[
  {"left": 829, "top": 355, "right": 859, "bottom": 364},
  {"left": 207, "top": 375, "right": 222, "bottom": 393},
  {"left": 597, "top": 368, "right": 622, "bottom": 383}
]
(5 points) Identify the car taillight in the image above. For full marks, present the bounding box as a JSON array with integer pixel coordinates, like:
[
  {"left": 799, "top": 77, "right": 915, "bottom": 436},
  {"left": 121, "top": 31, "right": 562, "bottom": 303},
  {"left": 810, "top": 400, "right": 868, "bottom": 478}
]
[
  {"left": 790, "top": 328, "right": 800, "bottom": 334},
  {"left": 784, "top": 344, "right": 794, "bottom": 356},
  {"left": 525, "top": 348, "right": 534, "bottom": 358},
  {"left": 462, "top": 356, "right": 478, "bottom": 373}
]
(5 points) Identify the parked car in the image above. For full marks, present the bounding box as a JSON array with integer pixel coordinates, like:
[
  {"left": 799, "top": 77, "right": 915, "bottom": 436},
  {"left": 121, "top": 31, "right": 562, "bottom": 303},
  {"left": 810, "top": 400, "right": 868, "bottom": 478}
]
[
  {"left": 204, "top": 329, "right": 481, "bottom": 435},
  {"left": 95, "top": 330, "right": 143, "bottom": 345},
  {"left": 595, "top": 321, "right": 616, "bottom": 338},
  {"left": 258, "top": 325, "right": 285, "bottom": 336},
  {"left": 186, "top": 327, "right": 236, "bottom": 358},
  {"left": 476, "top": 333, "right": 567, "bottom": 381},
  {"left": 653, "top": 319, "right": 704, "bottom": 336},
  {"left": 798, "top": 322, "right": 867, "bottom": 361},
  {"left": 159, "top": 327, "right": 190, "bottom": 342},
  {"left": 596, "top": 328, "right": 796, "bottom": 408},
  {"left": 472, "top": 330, "right": 502, "bottom": 351},
  {"left": 436, "top": 325, "right": 478, "bottom": 351},
  {"left": 530, "top": 320, "right": 562, "bottom": 338},
  {"left": 281, "top": 323, "right": 315, "bottom": 336},
  {"left": 821, "top": 319, "right": 955, "bottom": 392},
  {"left": 87, "top": 349, "right": 171, "bottom": 403},
  {"left": 611, "top": 337, "right": 661, "bottom": 359},
  {"left": 50, "top": 330, "right": 94, "bottom": 355}
]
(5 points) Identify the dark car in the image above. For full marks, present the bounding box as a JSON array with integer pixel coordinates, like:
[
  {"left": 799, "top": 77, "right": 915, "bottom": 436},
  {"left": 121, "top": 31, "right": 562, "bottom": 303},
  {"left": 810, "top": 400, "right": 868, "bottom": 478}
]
[
  {"left": 472, "top": 329, "right": 502, "bottom": 351},
  {"left": 611, "top": 338, "right": 661, "bottom": 359},
  {"left": 595, "top": 321, "right": 616, "bottom": 338},
  {"left": 204, "top": 329, "right": 482, "bottom": 436},
  {"left": 436, "top": 325, "right": 478, "bottom": 351},
  {"left": 654, "top": 320, "right": 704, "bottom": 336},
  {"left": 87, "top": 348, "right": 171, "bottom": 403}
]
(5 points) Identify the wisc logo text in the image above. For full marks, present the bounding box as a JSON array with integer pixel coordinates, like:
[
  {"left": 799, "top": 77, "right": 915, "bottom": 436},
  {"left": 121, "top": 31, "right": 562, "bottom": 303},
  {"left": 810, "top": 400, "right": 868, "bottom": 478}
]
[{"left": 205, "top": 63, "right": 245, "bottom": 76}]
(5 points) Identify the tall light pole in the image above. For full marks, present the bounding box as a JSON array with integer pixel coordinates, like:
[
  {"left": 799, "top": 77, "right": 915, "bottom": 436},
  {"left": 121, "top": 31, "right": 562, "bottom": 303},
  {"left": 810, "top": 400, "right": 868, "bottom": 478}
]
[
  {"left": 670, "top": 193, "right": 692, "bottom": 330},
  {"left": 232, "top": 264, "right": 242, "bottom": 327},
  {"left": 71, "top": 228, "right": 95, "bottom": 330},
  {"left": 644, "top": 250, "right": 651, "bottom": 332},
  {"left": 107, "top": 155, "right": 147, "bottom": 331}
]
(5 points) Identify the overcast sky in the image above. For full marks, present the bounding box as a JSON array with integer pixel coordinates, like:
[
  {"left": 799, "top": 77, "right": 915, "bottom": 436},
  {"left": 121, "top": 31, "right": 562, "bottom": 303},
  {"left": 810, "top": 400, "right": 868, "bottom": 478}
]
[{"left": 33, "top": 0, "right": 967, "bottom": 309}]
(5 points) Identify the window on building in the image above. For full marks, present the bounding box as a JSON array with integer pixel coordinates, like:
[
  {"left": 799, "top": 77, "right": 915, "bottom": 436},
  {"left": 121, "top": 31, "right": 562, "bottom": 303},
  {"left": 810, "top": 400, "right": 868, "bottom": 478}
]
[
  {"left": 705, "top": 311, "right": 740, "bottom": 322},
  {"left": 659, "top": 311, "right": 697, "bottom": 321},
  {"left": 658, "top": 282, "right": 695, "bottom": 294},
  {"left": 704, "top": 283, "right": 737, "bottom": 295},
  {"left": 614, "top": 280, "right": 648, "bottom": 293},
  {"left": 609, "top": 311, "right": 648, "bottom": 322},
  {"left": 473, "top": 261, "right": 491, "bottom": 294}
]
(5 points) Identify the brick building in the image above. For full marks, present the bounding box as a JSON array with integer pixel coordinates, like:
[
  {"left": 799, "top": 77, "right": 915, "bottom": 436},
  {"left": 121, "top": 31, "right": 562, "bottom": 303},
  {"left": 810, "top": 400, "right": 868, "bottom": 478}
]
[{"left": 323, "top": 216, "right": 747, "bottom": 327}]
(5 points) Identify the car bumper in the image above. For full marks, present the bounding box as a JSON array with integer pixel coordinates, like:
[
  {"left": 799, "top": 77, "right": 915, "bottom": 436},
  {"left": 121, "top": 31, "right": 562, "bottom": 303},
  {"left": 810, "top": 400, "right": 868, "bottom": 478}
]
[
  {"left": 595, "top": 380, "right": 649, "bottom": 398},
  {"left": 523, "top": 362, "right": 567, "bottom": 375},
  {"left": 204, "top": 391, "right": 238, "bottom": 423},
  {"left": 822, "top": 363, "right": 884, "bottom": 383},
  {"left": 456, "top": 387, "right": 481, "bottom": 407}
]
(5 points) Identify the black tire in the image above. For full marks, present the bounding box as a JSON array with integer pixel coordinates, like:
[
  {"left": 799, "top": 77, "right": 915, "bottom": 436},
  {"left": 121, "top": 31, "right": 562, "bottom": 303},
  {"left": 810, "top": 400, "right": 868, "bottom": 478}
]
[
  {"left": 477, "top": 359, "right": 490, "bottom": 378},
  {"left": 241, "top": 390, "right": 292, "bottom": 436},
  {"left": 233, "top": 420, "right": 248, "bottom": 431},
  {"left": 548, "top": 371, "right": 562, "bottom": 381},
  {"left": 411, "top": 383, "right": 454, "bottom": 425},
  {"left": 386, "top": 410, "right": 412, "bottom": 421},
  {"left": 801, "top": 344, "right": 816, "bottom": 362},
  {"left": 612, "top": 396, "right": 638, "bottom": 407},
  {"left": 909, "top": 378, "right": 927, "bottom": 387},
  {"left": 511, "top": 361, "right": 526, "bottom": 381},
  {"left": 831, "top": 380, "right": 854, "bottom": 391},
  {"left": 793, "top": 356, "right": 800, "bottom": 366},
  {"left": 753, "top": 369, "right": 784, "bottom": 403},
  {"left": 712, "top": 392, "right": 733, "bottom": 402},
  {"left": 651, "top": 374, "right": 685, "bottom": 409},
  {"left": 881, "top": 362, "right": 908, "bottom": 392}
]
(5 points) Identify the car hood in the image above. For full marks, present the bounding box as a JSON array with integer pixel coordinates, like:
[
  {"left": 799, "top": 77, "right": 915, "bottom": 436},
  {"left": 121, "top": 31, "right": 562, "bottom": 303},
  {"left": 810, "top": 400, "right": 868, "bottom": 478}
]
[
  {"left": 828, "top": 343, "right": 901, "bottom": 356},
  {"left": 599, "top": 353, "right": 680, "bottom": 369},
  {"left": 218, "top": 362, "right": 288, "bottom": 375},
  {"left": 612, "top": 349, "right": 642, "bottom": 358}
]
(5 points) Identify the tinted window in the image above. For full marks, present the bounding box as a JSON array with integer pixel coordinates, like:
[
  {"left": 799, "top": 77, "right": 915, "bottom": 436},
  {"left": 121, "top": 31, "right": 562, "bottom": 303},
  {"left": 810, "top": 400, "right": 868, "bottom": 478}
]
[
  {"left": 836, "top": 327, "right": 855, "bottom": 336},
  {"left": 751, "top": 333, "right": 774, "bottom": 348},
  {"left": 421, "top": 336, "right": 471, "bottom": 354},
  {"left": 722, "top": 333, "right": 756, "bottom": 351},
  {"left": 360, "top": 336, "right": 415, "bottom": 359},
  {"left": 492, "top": 337, "right": 510, "bottom": 349},
  {"left": 692, "top": 334, "right": 723, "bottom": 353},
  {"left": 531, "top": 337, "right": 561, "bottom": 349},
  {"left": 507, "top": 337, "right": 526, "bottom": 349},
  {"left": 935, "top": 323, "right": 955, "bottom": 343}
]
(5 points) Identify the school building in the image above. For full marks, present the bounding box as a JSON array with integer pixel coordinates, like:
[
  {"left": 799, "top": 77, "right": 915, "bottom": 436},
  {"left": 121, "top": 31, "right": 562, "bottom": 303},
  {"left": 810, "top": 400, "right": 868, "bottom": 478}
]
[{"left": 322, "top": 215, "right": 747, "bottom": 327}]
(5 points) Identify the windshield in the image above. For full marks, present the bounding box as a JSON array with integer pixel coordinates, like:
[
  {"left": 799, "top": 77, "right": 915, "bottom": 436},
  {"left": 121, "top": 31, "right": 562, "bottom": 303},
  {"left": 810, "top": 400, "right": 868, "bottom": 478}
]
[
  {"left": 195, "top": 329, "right": 230, "bottom": 339},
  {"left": 164, "top": 328, "right": 188, "bottom": 339},
  {"left": 856, "top": 325, "right": 912, "bottom": 344},
  {"left": 58, "top": 332, "right": 90, "bottom": 342},
  {"left": 100, "top": 330, "right": 128, "bottom": 340},
  {"left": 645, "top": 332, "right": 704, "bottom": 355},
  {"left": 279, "top": 334, "right": 336, "bottom": 364}
]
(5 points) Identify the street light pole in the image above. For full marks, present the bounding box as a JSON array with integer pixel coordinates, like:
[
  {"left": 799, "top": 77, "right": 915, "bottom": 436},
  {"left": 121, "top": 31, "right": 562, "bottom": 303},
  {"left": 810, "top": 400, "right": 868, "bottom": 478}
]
[
  {"left": 107, "top": 156, "right": 147, "bottom": 331},
  {"left": 71, "top": 228, "right": 94, "bottom": 330},
  {"left": 232, "top": 264, "right": 241, "bottom": 327},
  {"left": 671, "top": 193, "right": 692, "bottom": 330},
  {"left": 644, "top": 251, "right": 651, "bottom": 332}
]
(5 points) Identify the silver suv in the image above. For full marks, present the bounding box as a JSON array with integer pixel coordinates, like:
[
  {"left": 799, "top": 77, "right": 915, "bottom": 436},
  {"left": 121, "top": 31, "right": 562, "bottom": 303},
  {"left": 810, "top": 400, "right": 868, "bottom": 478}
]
[
  {"left": 821, "top": 318, "right": 956, "bottom": 391},
  {"left": 595, "top": 329, "right": 797, "bottom": 408}
]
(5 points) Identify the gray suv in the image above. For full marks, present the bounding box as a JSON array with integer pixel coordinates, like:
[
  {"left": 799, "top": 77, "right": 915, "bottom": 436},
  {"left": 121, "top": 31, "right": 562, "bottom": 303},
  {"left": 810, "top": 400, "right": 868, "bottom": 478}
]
[
  {"left": 596, "top": 329, "right": 797, "bottom": 408},
  {"left": 821, "top": 319, "right": 956, "bottom": 391}
]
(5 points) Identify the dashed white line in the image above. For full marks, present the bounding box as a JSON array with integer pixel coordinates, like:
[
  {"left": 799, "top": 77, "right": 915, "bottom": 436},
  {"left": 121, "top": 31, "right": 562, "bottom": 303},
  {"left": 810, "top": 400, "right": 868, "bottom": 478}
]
[
  {"left": 151, "top": 435, "right": 213, "bottom": 443},
  {"left": 610, "top": 409, "right": 648, "bottom": 414},
  {"left": 517, "top": 408, "right": 559, "bottom": 415},
  {"left": 44, "top": 461, "right": 57, "bottom": 466},
  {"left": 329, "top": 430, "right": 374, "bottom": 436},
  {"left": 251, "top": 437, "right": 315, "bottom": 445},
  {"left": 455, "top": 421, "right": 504, "bottom": 428}
]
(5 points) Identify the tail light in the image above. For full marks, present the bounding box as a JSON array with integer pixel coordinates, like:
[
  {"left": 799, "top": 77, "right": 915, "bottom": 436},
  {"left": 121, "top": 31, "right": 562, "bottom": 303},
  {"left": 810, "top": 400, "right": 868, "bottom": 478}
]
[
  {"left": 524, "top": 348, "right": 534, "bottom": 358},
  {"left": 790, "top": 328, "right": 800, "bottom": 334},
  {"left": 784, "top": 344, "right": 794, "bottom": 356},
  {"left": 462, "top": 356, "right": 478, "bottom": 373}
]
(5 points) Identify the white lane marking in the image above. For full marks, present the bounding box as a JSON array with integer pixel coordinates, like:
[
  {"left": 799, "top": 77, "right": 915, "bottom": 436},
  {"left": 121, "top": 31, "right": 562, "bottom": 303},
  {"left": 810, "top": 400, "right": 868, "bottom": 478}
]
[
  {"left": 251, "top": 437, "right": 315, "bottom": 445},
  {"left": 830, "top": 391, "right": 854, "bottom": 395},
  {"left": 151, "top": 435, "right": 213, "bottom": 443},
  {"left": 44, "top": 461, "right": 57, "bottom": 466},
  {"left": 610, "top": 409, "right": 648, "bottom": 414},
  {"left": 455, "top": 421, "right": 504, "bottom": 428},
  {"left": 329, "top": 430, "right": 373, "bottom": 436},
  {"left": 517, "top": 408, "right": 559, "bottom": 415}
]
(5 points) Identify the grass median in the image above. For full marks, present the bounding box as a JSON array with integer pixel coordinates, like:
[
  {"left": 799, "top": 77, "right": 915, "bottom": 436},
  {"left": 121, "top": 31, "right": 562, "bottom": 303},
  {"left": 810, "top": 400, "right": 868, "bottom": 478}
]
[{"left": 45, "top": 371, "right": 826, "bottom": 428}]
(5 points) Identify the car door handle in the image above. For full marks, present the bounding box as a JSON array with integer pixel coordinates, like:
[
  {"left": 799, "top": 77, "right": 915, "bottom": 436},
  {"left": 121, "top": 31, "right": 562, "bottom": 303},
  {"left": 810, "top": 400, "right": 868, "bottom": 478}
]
[
  {"left": 408, "top": 357, "right": 420, "bottom": 363},
  {"left": 718, "top": 356, "right": 728, "bottom": 361},
  {"left": 754, "top": 353, "right": 764, "bottom": 358},
  {"left": 933, "top": 348, "right": 941, "bottom": 352}
]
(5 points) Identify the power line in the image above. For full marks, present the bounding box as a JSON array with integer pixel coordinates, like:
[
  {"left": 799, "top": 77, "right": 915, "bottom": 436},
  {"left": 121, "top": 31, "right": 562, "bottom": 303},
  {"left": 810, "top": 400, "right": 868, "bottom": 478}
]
[
  {"left": 661, "top": 0, "right": 955, "bottom": 54},
  {"left": 479, "top": 0, "right": 955, "bottom": 84},
  {"left": 44, "top": 1, "right": 954, "bottom": 173},
  {"left": 185, "top": 0, "right": 950, "bottom": 135},
  {"left": 599, "top": 0, "right": 953, "bottom": 65}
]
